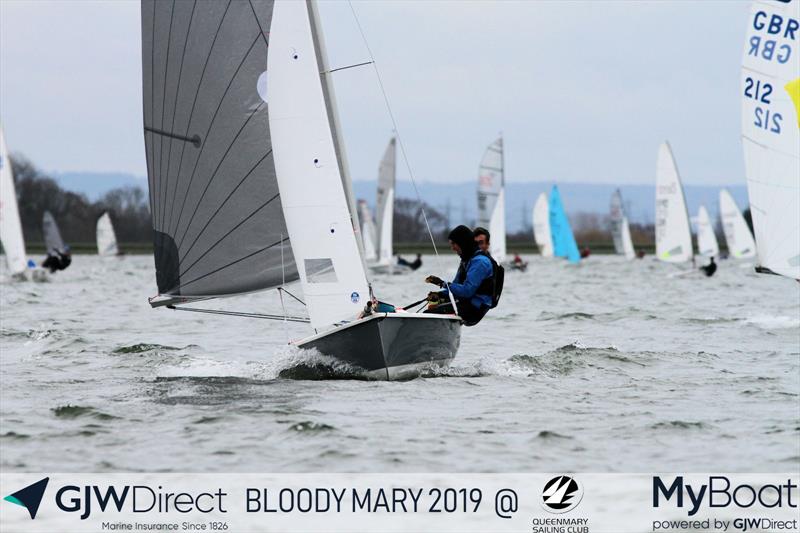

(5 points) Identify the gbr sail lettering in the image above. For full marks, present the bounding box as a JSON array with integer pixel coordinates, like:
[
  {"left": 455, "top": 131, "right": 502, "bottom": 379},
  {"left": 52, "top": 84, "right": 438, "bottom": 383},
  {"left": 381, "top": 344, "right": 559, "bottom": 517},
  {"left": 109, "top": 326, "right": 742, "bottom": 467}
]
[{"left": 745, "top": 9, "right": 797, "bottom": 136}]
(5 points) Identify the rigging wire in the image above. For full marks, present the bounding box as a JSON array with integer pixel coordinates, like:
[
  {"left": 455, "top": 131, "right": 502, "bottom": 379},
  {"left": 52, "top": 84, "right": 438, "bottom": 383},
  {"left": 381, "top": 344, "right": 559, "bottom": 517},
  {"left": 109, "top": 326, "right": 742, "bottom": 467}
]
[{"left": 346, "top": 1, "right": 459, "bottom": 313}]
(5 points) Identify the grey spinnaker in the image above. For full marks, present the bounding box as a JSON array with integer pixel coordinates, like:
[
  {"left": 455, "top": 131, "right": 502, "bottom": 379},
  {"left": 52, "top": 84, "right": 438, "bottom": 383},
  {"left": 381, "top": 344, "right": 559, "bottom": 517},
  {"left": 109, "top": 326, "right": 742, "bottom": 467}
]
[
  {"left": 42, "top": 211, "right": 65, "bottom": 252},
  {"left": 141, "top": 0, "right": 297, "bottom": 299}
]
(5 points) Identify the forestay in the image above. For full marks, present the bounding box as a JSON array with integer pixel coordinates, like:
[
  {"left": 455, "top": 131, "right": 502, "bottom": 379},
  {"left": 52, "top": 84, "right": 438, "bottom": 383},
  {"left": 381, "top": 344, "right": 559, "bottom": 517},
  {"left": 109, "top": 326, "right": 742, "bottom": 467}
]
[
  {"left": 741, "top": 0, "right": 800, "bottom": 279},
  {"left": 696, "top": 205, "right": 719, "bottom": 258},
  {"left": 477, "top": 137, "right": 506, "bottom": 261},
  {"left": 0, "top": 126, "right": 28, "bottom": 276},
  {"left": 719, "top": 188, "right": 756, "bottom": 259},
  {"left": 96, "top": 212, "right": 119, "bottom": 256},
  {"left": 375, "top": 137, "right": 395, "bottom": 266},
  {"left": 549, "top": 185, "right": 580, "bottom": 264},
  {"left": 267, "top": 0, "right": 370, "bottom": 331},
  {"left": 655, "top": 142, "right": 693, "bottom": 263},
  {"left": 532, "top": 192, "right": 553, "bottom": 257},
  {"left": 141, "top": 0, "right": 298, "bottom": 301},
  {"left": 42, "top": 211, "right": 65, "bottom": 253}
]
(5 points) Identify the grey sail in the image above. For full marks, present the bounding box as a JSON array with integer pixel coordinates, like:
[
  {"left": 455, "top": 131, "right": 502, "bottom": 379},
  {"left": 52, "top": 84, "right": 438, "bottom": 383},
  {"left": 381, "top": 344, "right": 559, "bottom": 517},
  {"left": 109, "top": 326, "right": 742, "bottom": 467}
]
[
  {"left": 141, "top": 0, "right": 297, "bottom": 301},
  {"left": 609, "top": 189, "right": 625, "bottom": 254},
  {"left": 42, "top": 211, "right": 65, "bottom": 252}
]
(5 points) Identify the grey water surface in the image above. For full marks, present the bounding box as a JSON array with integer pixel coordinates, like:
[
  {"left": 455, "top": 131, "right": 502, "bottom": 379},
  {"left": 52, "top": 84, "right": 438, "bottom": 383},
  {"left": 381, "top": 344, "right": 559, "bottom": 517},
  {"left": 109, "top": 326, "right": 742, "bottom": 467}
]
[{"left": 1, "top": 254, "right": 798, "bottom": 473}]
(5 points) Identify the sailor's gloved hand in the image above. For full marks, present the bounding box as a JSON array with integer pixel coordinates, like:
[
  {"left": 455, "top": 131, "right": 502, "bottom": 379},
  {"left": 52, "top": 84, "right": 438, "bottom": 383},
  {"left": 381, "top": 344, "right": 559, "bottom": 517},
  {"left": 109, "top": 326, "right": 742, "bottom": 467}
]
[
  {"left": 426, "top": 291, "right": 442, "bottom": 303},
  {"left": 425, "top": 275, "right": 445, "bottom": 287}
]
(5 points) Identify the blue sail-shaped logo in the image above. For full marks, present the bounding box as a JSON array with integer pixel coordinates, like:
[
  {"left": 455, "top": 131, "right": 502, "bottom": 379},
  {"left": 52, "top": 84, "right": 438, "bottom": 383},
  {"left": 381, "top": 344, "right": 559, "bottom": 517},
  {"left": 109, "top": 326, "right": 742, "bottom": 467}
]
[{"left": 549, "top": 185, "right": 580, "bottom": 264}]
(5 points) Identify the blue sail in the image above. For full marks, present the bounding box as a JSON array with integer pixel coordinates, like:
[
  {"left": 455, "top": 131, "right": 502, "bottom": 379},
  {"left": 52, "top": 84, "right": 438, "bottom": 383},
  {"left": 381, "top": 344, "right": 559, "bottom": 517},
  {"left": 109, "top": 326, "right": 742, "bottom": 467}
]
[{"left": 549, "top": 185, "right": 580, "bottom": 264}]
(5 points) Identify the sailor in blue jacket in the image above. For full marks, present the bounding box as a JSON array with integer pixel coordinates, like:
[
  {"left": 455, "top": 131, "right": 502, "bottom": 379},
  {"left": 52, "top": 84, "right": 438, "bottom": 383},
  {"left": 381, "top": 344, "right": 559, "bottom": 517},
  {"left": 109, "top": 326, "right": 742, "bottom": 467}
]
[{"left": 425, "top": 225, "right": 494, "bottom": 326}]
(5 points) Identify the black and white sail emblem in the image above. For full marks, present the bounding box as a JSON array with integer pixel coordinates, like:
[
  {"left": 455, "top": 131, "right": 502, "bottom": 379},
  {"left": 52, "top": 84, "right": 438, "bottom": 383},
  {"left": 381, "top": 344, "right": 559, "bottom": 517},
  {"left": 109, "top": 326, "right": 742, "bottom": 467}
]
[{"left": 540, "top": 475, "right": 583, "bottom": 514}]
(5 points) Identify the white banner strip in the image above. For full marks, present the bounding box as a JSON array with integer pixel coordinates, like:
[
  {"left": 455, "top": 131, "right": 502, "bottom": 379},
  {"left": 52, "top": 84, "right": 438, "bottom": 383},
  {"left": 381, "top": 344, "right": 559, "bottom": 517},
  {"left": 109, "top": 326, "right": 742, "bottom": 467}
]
[{"left": 1, "top": 473, "right": 797, "bottom": 532}]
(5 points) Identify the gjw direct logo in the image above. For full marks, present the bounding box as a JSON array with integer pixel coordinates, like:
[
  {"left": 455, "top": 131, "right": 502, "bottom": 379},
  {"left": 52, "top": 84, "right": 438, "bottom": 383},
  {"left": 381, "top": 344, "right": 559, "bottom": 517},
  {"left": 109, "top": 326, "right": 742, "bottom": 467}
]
[
  {"left": 540, "top": 475, "right": 583, "bottom": 514},
  {"left": 4, "top": 477, "right": 50, "bottom": 519}
]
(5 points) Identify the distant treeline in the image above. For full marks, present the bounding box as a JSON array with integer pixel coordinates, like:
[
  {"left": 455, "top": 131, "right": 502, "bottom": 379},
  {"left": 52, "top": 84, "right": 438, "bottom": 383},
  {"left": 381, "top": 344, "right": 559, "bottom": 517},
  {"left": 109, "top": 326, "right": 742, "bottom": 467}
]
[
  {"left": 11, "top": 156, "right": 152, "bottom": 246},
  {"left": 10, "top": 154, "right": 751, "bottom": 253}
]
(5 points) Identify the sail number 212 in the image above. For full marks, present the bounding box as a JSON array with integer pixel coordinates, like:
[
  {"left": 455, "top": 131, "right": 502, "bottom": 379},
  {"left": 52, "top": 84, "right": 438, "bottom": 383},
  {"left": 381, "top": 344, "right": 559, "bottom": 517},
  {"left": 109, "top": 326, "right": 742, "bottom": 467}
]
[{"left": 745, "top": 77, "right": 782, "bottom": 134}]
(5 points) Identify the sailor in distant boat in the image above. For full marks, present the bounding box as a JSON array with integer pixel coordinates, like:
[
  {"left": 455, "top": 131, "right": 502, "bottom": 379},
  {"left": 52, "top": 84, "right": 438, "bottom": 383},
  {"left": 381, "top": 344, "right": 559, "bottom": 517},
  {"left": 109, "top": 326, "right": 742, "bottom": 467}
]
[
  {"left": 397, "top": 253, "right": 423, "bottom": 271},
  {"left": 700, "top": 257, "right": 717, "bottom": 277},
  {"left": 424, "top": 225, "right": 502, "bottom": 326},
  {"left": 41, "top": 245, "right": 72, "bottom": 273}
]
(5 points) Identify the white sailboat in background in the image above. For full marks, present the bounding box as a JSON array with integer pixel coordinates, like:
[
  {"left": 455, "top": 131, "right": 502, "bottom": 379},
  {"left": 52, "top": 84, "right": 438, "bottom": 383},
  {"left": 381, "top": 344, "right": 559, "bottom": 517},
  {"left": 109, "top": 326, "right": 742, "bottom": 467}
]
[
  {"left": 655, "top": 141, "right": 694, "bottom": 265},
  {"left": 695, "top": 205, "right": 719, "bottom": 259},
  {"left": 609, "top": 189, "right": 635, "bottom": 260},
  {"left": 477, "top": 137, "right": 506, "bottom": 262},
  {"left": 141, "top": 0, "right": 460, "bottom": 380},
  {"left": 96, "top": 212, "right": 120, "bottom": 256},
  {"left": 358, "top": 200, "right": 378, "bottom": 263},
  {"left": 372, "top": 137, "right": 396, "bottom": 272},
  {"left": 0, "top": 125, "right": 32, "bottom": 281},
  {"left": 719, "top": 188, "right": 756, "bottom": 259},
  {"left": 740, "top": 0, "right": 800, "bottom": 280},
  {"left": 532, "top": 191, "right": 553, "bottom": 257}
]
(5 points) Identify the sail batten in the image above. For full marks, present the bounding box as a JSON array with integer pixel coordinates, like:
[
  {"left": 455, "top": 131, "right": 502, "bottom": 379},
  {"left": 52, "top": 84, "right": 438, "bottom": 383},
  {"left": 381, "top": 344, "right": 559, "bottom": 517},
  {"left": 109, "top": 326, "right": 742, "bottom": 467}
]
[{"left": 142, "top": 0, "right": 298, "bottom": 300}]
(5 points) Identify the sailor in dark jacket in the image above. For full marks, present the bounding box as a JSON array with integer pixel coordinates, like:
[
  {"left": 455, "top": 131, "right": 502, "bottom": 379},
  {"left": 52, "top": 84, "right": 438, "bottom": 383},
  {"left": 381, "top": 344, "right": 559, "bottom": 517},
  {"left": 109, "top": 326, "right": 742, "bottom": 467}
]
[{"left": 425, "top": 225, "right": 494, "bottom": 326}]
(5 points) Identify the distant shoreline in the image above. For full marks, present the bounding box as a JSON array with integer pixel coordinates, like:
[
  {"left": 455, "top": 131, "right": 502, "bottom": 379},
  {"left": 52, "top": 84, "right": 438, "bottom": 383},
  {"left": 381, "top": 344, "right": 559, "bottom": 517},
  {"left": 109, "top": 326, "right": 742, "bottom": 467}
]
[{"left": 18, "top": 242, "right": 681, "bottom": 255}]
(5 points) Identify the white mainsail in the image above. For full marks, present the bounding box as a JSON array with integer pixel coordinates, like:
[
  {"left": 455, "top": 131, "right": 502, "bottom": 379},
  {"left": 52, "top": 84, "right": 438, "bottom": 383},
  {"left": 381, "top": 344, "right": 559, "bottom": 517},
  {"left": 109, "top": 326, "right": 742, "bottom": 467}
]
[
  {"left": 477, "top": 137, "right": 506, "bottom": 261},
  {"left": 719, "top": 188, "right": 756, "bottom": 259},
  {"left": 610, "top": 189, "right": 635, "bottom": 260},
  {"left": 655, "top": 142, "right": 694, "bottom": 263},
  {"left": 532, "top": 191, "right": 552, "bottom": 257},
  {"left": 696, "top": 205, "right": 719, "bottom": 258},
  {"left": 0, "top": 125, "right": 28, "bottom": 276},
  {"left": 358, "top": 200, "right": 377, "bottom": 263},
  {"left": 375, "top": 138, "right": 395, "bottom": 266},
  {"left": 741, "top": 0, "right": 800, "bottom": 279},
  {"left": 96, "top": 212, "right": 119, "bottom": 256},
  {"left": 268, "top": 0, "right": 370, "bottom": 331}
]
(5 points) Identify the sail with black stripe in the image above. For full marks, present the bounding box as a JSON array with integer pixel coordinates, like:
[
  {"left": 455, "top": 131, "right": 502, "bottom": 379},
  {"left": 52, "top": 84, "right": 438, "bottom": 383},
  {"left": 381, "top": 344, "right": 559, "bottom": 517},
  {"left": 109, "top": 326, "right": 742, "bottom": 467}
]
[{"left": 141, "top": 0, "right": 298, "bottom": 304}]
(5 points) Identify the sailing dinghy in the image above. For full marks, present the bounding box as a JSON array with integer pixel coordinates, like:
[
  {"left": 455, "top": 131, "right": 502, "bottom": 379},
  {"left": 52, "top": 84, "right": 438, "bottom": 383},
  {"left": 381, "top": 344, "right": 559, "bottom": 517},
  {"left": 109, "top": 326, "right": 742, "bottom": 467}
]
[
  {"left": 141, "top": 0, "right": 461, "bottom": 380},
  {"left": 369, "top": 137, "right": 399, "bottom": 273},
  {"left": 96, "top": 212, "right": 120, "bottom": 256},
  {"left": 549, "top": 185, "right": 580, "bottom": 264},
  {"left": 695, "top": 205, "right": 719, "bottom": 259},
  {"left": 655, "top": 142, "right": 694, "bottom": 266},
  {"left": 740, "top": 0, "right": 800, "bottom": 280},
  {"left": 532, "top": 192, "right": 553, "bottom": 257},
  {"left": 477, "top": 137, "right": 506, "bottom": 263},
  {"left": 358, "top": 200, "right": 378, "bottom": 263},
  {"left": 609, "top": 189, "right": 635, "bottom": 260},
  {"left": 719, "top": 188, "right": 756, "bottom": 259},
  {"left": 0, "top": 125, "right": 38, "bottom": 281}
]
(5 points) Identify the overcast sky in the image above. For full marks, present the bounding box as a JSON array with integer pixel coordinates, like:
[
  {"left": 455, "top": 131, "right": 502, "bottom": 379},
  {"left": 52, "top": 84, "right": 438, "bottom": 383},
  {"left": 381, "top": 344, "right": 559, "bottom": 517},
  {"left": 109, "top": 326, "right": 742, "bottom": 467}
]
[{"left": 0, "top": 0, "right": 751, "bottom": 186}]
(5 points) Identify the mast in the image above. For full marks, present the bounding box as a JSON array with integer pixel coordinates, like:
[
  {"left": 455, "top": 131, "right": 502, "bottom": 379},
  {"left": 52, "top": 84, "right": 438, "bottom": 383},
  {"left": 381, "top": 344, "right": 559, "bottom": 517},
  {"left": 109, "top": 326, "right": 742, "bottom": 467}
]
[{"left": 307, "top": 0, "right": 371, "bottom": 280}]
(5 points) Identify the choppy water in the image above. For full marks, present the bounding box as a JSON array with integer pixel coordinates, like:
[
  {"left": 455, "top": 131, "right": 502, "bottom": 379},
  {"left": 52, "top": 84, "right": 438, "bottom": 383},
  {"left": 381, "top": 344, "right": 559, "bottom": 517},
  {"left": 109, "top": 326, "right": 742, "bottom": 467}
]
[{"left": 1, "top": 254, "right": 798, "bottom": 473}]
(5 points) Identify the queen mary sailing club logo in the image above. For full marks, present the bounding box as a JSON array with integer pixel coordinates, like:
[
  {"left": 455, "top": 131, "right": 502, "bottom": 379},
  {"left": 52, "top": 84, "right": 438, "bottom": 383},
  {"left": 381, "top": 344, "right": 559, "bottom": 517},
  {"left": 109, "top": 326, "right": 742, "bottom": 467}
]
[{"left": 540, "top": 475, "right": 583, "bottom": 513}]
